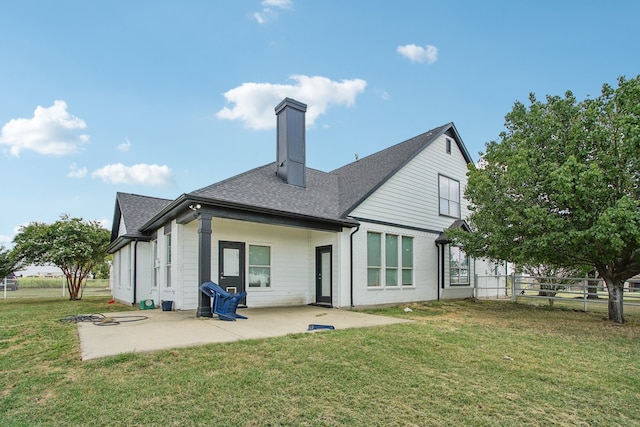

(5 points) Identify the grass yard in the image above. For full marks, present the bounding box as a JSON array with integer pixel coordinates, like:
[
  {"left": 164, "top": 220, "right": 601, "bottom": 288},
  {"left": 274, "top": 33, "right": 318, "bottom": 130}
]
[{"left": 1, "top": 297, "right": 639, "bottom": 426}]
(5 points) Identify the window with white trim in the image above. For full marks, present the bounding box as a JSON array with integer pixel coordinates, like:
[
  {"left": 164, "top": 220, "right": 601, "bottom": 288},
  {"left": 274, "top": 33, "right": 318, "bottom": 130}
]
[
  {"left": 248, "top": 245, "right": 271, "bottom": 288},
  {"left": 439, "top": 175, "right": 460, "bottom": 218},
  {"left": 152, "top": 239, "right": 158, "bottom": 288},
  {"left": 367, "top": 232, "right": 414, "bottom": 287},
  {"left": 165, "top": 233, "right": 172, "bottom": 288},
  {"left": 450, "top": 245, "right": 469, "bottom": 286},
  {"left": 402, "top": 236, "right": 414, "bottom": 286}
]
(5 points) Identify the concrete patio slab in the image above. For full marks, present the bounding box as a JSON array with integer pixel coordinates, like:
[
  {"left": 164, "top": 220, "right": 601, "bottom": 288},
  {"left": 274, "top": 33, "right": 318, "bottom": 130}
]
[{"left": 77, "top": 305, "right": 410, "bottom": 361}]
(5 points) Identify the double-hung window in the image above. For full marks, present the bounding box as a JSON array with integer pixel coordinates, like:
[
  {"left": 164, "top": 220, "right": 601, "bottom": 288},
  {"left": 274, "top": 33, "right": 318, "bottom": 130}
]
[
  {"left": 368, "top": 232, "right": 414, "bottom": 287},
  {"left": 165, "top": 233, "right": 172, "bottom": 288},
  {"left": 439, "top": 175, "right": 460, "bottom": 218},
  {"left": 152, "top": 240, "right": 158, "bottom": 288},
  {"left": 249, "top": 245, "right": 271, "bottom": 288},
  {"left": 367, "top": 232, "right": 382, "bottom": 287},
  {"left": 385, "top": 234, "right": 399, "bottom": 286},
  {"left": 402, "top": 236, "right": 414, "bottom": 286},
  {"left": 450, "top": 246, "right": 469, "bottom": 285}
]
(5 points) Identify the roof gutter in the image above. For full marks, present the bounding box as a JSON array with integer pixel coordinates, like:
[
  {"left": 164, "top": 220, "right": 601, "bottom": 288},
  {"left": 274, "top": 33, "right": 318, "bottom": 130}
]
[{"left": 138, "top": 194, "right": 359, "bottom": 234}]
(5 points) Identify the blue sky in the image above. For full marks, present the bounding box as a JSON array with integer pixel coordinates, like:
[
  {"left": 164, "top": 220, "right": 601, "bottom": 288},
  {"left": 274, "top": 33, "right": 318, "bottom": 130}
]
[{"left": 1, "top": 0, "right": 638, "bottom": 246}]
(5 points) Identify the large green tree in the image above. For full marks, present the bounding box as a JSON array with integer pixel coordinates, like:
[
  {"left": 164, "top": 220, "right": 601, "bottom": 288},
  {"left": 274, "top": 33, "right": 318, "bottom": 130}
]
[
  {"left": 12, "top": 215, "right": 110, "bottom": 300},
  {"left": 0, "top": 245, "right": 21, "bottom": 279},
  {"left": 451, "top": 76, "right": 640, "bottom": 324}
]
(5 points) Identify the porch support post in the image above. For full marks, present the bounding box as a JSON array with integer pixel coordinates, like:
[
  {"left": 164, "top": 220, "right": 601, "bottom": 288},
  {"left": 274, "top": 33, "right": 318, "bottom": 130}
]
[{"left": 196, "top": 213, "right": 213, "bottom": 317}]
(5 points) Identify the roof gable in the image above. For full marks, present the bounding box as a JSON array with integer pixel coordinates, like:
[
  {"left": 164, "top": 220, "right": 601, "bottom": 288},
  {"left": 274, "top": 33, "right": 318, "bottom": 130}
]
[
  {"left": 111, "top": 192, "right": 172, "bottom": 241},
  {"left": 331, "top": 122, "right": 471, "bottom": 216}
]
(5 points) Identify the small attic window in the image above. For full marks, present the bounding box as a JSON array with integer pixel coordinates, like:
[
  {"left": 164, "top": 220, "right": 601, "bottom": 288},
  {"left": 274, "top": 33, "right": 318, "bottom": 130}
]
[{"left": 446, "top": 138, "right": 452, "bottom": 154}]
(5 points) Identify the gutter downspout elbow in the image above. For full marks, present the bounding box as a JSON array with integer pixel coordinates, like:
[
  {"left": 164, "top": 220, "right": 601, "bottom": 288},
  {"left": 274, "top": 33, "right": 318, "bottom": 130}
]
[{"left": 349, "top": 225, "right": 360, "bottom": 308}]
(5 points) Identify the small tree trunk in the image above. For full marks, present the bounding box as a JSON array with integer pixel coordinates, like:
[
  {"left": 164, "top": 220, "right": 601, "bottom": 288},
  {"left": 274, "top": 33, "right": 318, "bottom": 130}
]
[
  {"left": 604, "top": 279, "right": 624, "bottom": 324},
  {"left": 66, "top": 275, "right": 82, "bottom": 300}
]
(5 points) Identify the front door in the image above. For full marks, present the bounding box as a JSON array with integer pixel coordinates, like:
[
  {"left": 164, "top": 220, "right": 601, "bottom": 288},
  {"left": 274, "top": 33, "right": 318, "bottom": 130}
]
[
  {"left": 219, "top": 241, "right": 246, "bottom": 305},
  {"left": 315, "top": 245, "right": 332, "bottom": 305}
]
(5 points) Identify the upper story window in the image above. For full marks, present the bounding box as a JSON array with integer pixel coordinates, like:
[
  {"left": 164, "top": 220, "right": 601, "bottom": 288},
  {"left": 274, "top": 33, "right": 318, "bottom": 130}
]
[
  {"left": 439, "top": 175, "right": 460, "bottom": 218},
  {"left": 446, "top": 138, "right": 452, "bottom": 154}
]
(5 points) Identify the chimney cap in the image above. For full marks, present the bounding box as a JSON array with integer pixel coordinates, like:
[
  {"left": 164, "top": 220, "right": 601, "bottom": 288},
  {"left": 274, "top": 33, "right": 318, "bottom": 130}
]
[{"left": 275, "top": 97, "right": 307, "bottom": 114}]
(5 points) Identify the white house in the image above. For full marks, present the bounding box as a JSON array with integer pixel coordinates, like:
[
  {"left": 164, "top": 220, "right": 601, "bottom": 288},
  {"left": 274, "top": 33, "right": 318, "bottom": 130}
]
[{"left": 107, "top": 98, "right": 495, "bottom": 316}]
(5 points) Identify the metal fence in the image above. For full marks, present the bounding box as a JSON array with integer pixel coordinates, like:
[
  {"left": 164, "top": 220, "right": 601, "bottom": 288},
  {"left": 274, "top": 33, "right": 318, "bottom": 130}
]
[
  {"left": 474, "top": 274, "right": 640, "bottom": 311},
  {"left": 1, "top": 277, "right": 111, "bottom": 300}
]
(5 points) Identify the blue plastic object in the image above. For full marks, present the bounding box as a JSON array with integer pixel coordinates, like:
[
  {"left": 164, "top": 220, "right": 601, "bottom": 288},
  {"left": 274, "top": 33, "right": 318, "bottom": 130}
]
[
  {"left": 307, "top": 324, "right": 335, "bottom": 331},
  {"left": 199, "top": 282, "right": 248, "bottom": 321}
]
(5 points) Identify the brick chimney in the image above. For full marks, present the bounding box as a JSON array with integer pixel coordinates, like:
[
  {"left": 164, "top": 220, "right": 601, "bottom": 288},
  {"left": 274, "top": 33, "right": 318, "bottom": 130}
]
[{"left": 275, "top": 98, "right": 307, "bottom": 188}]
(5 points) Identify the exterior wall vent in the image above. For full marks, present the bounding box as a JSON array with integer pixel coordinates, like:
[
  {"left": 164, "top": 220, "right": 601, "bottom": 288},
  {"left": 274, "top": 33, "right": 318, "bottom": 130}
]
[{"left": 275, "top": 98, "right": 307, "bottom": 188}]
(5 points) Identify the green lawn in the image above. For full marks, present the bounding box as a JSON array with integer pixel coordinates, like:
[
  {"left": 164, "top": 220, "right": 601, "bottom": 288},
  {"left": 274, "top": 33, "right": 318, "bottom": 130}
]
[{"left": 1, "top": 297, "right": 639, "bottom": 426}]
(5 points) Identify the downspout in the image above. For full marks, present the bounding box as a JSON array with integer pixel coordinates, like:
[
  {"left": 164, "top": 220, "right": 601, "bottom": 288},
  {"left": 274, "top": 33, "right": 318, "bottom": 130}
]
[
  {"left": 440, "top": 243, "right": 445, "bottom": 300},
  {"left": 132, "top": 240, "right": 138, "bottom": 306},
  {"left": 349, "top": 225, "right": 360, "bottom": 307},
  {"left": 435, "top": 241, "right": 443, "bottom": 301}
]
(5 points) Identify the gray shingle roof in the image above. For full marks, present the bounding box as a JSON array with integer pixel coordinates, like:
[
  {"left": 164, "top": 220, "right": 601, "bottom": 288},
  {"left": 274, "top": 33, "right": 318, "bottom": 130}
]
[
  {"left": 188, "top": 123, "right": 461, "bottom": 222},
  {"left": 110, "top": 122, "right": 470, "bottom": 242},
  {"left": 115, "top": 192, "right": 173, "bottom": 237},
  {"left": 189, "top": 165, "right": 341, "bottom": 221}
]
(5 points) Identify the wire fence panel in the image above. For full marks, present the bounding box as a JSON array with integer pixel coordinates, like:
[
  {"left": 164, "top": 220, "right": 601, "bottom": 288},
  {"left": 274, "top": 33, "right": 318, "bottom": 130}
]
[
  {"left": 475, "top": 274, "right": 640, "bottom": 311},
  {"left": 1, "top": 278, "right": 111, "bottom": 300},
  {"left": 474, "top": 275, "right": 513, "bottom": 299}
]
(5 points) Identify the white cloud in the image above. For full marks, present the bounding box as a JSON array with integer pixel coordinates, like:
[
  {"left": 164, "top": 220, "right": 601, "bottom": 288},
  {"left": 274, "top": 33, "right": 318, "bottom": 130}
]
[
  {"left": 397, "top": 44, "right": 438, "bottom": 64},
  {"left": 263, "top": 0, "right": 292, "bottom": 7},
  {"left": 118, "top": 138, "right": 132, "bottom": 152},
  {"left": 216, "top": 75, "right": 367, "bottom": 130},
  {"left": 97, "top": 218, "right": 111, "bottom": 230},
  {"left": 91, "top": 163, "right": 173, "bottom": 186},
  {"left": 254, "top": 0, "right": 292, "bottom": 24},
  {"left": 0, "top": 100, "right": 89, "bottom": 157},
  {"left": 68, "top": 162, "right": 88, "bottom": 178}
]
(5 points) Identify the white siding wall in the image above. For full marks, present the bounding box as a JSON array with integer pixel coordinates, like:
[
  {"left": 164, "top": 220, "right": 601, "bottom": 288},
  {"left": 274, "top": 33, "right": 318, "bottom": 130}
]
[
  {"left": 350, "top": 134, "right": 470, "bottom": 230},
  {"left": 210, "top": 218, "right": 337, "bottom": 308},
  {"left": 117, "top": 214, "right": 127, "bottom": 236},
  {"left": 111, "top": 244, "right": 133, "bottom": 304},
  {"left": 351, "top": 222, "right": 439, "bottom": 306},
  {"left": 349, "top": 134, "right": 472, "bottom": 306},
  {"left": 176, "top": 221, "right": 198, "bottom": 310},
  {"left": 134, "top": 242, "right": 153, "bottom": 303}
]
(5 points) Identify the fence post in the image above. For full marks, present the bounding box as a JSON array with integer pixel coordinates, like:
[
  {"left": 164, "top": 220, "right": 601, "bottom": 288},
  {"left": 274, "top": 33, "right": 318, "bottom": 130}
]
[
  {"left": 511, "top": 273, "right": 516, "bottom": 302},
  {"left": 583, "top": 275, "right": 588, "bottom": 312},
  {"left": 474, "top": 274, "right": 478, "bottom": 299}
]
